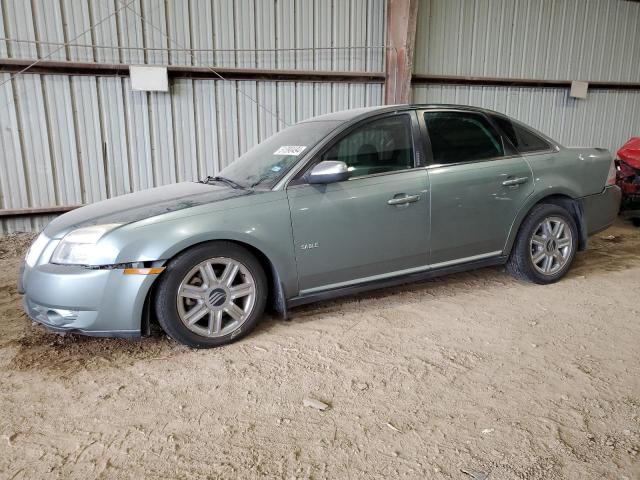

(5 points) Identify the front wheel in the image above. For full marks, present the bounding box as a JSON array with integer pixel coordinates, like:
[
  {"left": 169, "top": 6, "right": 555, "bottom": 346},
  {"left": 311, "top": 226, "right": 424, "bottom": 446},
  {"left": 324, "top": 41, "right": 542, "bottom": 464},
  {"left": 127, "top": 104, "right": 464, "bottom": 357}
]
[
  {"left": 506, "top": 204, "right": 578, "bottom": 284},
  {"left": 154, "top": 242, "right": 268, "bottom": 348}
]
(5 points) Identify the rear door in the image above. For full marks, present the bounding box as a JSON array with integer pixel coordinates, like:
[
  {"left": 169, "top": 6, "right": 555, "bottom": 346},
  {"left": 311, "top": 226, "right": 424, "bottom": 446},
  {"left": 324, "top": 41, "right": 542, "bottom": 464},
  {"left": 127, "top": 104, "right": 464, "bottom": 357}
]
[
  {"left": 420, "top": 109, "right": 534, "bottom": 266},
  {"left": 286, "top": 112, "right": 430, "bottom": 294}
]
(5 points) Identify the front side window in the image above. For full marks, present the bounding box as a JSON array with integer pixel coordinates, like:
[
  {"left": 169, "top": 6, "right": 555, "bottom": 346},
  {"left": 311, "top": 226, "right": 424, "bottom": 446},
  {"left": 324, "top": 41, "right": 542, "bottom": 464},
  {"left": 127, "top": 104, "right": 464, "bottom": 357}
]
[
  {"left": 491, "top": 115, "right": 551, "bottom": 153},
  {"left": 320, "top": 114, "right": 414, "bottom": 177},
  {"left": 424, "top": 111, "right": 504, "bottom": 165}
]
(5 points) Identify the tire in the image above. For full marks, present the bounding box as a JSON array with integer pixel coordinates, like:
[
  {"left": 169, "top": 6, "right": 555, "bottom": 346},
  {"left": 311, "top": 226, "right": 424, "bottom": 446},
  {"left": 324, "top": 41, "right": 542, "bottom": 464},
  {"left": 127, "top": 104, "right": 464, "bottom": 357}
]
[
  {"left": 506, "top": 203, "right": 578, "bottom": 285},
  {"left": 154, "top": 241, "right": 268, "bottom": 348}
]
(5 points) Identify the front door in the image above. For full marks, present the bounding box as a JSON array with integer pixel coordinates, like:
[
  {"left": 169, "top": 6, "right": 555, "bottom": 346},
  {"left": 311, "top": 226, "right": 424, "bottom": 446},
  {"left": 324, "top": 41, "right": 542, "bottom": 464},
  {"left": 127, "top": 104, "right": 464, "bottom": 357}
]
[
  {"left": 421, "top": 109, "right": 534, "bottom": 266},
  {"left": 287, "top": 112, "right": 430, "bottom": 294}
]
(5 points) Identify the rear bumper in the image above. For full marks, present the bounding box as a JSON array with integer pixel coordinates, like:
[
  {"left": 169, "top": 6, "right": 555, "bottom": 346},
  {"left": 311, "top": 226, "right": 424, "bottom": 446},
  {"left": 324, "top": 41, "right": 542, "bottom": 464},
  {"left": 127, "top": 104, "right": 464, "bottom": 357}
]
[
  {"left": 21, "top": 263, "right": 159, "bottom": 338},
  {"left": 583, "top": 185, "right": 621, "bottom": 235}
]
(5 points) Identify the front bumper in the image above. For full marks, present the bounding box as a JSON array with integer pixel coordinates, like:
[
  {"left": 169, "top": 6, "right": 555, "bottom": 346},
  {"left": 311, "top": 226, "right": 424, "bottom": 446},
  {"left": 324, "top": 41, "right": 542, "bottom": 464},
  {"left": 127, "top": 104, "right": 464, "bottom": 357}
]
[
  {"left": 21, "top": 263, "right": 160, "bottom": 338},
  {"left": 583, "top": 185, "right": 622, "bottom": 235}
]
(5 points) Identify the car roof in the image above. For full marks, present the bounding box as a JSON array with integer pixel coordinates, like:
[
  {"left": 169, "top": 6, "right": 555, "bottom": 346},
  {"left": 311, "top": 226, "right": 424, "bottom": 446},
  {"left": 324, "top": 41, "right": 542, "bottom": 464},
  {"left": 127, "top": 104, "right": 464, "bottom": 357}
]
[
  {"left": 298, "top": 103, "right": 560, "bottom": 149},
  {"left": 300, "top": 103, "right": 503, "bottom": 124}
]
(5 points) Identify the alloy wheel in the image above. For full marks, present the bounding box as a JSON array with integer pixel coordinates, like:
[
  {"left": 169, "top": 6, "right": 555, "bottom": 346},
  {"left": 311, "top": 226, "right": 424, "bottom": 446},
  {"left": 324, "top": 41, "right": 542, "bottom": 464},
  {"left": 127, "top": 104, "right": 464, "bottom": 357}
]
[
  {"left": 529, "top": 216, "right": 573, "bottom": 276},
  {"left": 176, "top": 257, "right": 256, "bottom": 338}
]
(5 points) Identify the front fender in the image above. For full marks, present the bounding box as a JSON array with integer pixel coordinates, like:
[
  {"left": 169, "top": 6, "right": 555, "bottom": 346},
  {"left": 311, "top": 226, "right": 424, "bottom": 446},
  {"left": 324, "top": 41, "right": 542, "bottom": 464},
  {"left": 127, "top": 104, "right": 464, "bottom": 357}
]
[{"left": 102, "top": 191, "right": 299, "bottom": 299}]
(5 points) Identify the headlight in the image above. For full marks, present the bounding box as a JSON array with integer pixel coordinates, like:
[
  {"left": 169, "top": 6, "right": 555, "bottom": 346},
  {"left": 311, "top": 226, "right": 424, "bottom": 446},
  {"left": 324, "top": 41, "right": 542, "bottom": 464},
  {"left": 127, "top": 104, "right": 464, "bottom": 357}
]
[
  {"left": 25, "top": 232, "right": 51, "bottom": 267},
  {"left": 50, "top": 224, "right": 122, "bottom": 265}
]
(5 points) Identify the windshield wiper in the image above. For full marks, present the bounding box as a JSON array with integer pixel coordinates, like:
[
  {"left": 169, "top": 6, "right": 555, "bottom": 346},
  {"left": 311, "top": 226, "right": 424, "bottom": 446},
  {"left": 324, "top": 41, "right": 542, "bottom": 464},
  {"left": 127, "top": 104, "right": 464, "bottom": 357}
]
[
  {"left": 202, "top": 175, "right": 245, "bottom": 190},
  {"left": 249, "top": 178, "right": 266, "bottom": 189}
]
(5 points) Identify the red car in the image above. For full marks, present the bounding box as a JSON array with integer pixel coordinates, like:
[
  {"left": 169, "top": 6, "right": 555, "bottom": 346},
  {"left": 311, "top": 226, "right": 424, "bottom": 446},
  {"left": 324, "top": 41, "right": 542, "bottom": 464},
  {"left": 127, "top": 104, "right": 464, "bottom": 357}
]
[{"left": 616, "top": 137, "right": 640, "bottom": 208}]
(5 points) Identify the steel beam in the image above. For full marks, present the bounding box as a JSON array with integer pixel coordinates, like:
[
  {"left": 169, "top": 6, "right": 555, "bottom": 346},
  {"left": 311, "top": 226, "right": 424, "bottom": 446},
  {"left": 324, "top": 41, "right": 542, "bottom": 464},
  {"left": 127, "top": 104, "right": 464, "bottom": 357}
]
[
  {"left": 0, "top": 205, "right": 81, "bottom": 218},
  {"left": 411, "top": 74, "right": 640, "bottom": 91},
  {"left": 0, "top": 59, "right": 385, "bottom": 83}
]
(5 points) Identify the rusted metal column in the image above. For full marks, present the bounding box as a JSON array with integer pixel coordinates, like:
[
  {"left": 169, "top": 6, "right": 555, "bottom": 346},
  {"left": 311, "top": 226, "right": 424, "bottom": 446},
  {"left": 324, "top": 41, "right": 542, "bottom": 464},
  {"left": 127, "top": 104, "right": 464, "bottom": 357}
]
[{"left": 384, "top": 0, "right": 419, "bottom": 104}]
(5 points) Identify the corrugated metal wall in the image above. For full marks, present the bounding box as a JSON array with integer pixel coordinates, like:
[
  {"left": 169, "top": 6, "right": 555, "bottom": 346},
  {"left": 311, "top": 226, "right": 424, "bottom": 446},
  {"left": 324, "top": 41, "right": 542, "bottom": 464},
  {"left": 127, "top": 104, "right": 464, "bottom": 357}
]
[
  {"left": 0, "top": 75, "right": 384, "bottom": 233},
  {"left": 413, "top": 0, "right": 640, "bottom": 158},
  {"left": 3, "top": 0, "right": 640, "bottom": 233},
  {"left": 412, "top": 84, "right": 640, "bottom": 153},
  {"left": 0, "top": 0, "right": 386, "bottom": 72},
  {"left": 414, "top": 0, "right": 640, "bottom": 81},
  {"left": 0, "top": 0, "right": 386, "bottom": 233}
]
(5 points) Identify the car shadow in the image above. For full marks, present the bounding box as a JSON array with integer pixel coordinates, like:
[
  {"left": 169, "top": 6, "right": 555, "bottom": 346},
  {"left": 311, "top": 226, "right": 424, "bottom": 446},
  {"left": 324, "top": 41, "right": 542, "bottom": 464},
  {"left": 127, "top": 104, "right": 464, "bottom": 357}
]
[
  {"left": 269, "top": 220, "right": 640, "bottom": 327},
  {"left": 7, "top": 220, "right": 639, "bottom": 372},
  {"left": 7, "top": 323, "right": 189, "bottom": 375}
]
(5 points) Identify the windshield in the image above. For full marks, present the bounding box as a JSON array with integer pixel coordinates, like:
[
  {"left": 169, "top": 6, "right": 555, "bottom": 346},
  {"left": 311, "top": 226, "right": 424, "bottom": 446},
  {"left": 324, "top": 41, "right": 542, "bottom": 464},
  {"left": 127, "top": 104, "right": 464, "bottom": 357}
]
[{"left": 217, "top": 120, "right": 342, "bottom": 189}]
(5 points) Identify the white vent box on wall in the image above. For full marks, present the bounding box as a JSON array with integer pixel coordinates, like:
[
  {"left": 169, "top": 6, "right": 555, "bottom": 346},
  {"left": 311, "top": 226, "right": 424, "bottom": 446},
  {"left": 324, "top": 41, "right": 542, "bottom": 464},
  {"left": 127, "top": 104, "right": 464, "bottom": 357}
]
[
  {"left": 130, "top": 66, "right": 169, "bottom": 92},
  {"left": 570, "top": 81, "right": 589, "bottom": 99}
]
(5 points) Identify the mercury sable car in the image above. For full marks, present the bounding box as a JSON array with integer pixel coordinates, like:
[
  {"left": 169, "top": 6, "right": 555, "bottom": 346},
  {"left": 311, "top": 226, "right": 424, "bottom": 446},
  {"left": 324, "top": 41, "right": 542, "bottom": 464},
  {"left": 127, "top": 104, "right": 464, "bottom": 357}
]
[{"left": 19, "top": 105, "right": 621, "bottom": 348}]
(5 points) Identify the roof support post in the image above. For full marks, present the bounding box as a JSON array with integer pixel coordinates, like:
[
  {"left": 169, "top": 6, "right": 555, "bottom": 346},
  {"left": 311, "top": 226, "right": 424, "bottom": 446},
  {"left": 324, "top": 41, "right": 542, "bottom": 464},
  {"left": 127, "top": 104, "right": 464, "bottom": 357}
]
[{"left": 384, "top": 0, "right": 419, "bottom": 104}]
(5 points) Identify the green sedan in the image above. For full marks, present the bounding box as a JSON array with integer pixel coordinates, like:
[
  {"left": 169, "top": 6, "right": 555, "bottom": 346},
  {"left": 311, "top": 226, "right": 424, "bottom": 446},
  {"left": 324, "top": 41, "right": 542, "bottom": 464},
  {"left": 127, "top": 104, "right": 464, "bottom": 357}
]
[{"left": 20, "top": 105, "right": 621, "bottom": 348}]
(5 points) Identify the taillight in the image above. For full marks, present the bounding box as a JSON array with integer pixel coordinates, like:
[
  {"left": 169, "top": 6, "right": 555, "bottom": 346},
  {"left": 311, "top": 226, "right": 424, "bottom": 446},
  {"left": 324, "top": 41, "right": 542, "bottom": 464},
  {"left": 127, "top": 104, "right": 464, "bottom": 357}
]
[{"left": 606, "top": 160, "right": 617, "bottom": 186}]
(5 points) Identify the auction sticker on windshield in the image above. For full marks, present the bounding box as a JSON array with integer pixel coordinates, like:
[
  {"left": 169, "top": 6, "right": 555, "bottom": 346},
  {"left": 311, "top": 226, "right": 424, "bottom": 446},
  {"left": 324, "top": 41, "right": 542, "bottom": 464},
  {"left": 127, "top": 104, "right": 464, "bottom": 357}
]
[{"left": 273, "top": 146, "right": 307, "bottom": 156}]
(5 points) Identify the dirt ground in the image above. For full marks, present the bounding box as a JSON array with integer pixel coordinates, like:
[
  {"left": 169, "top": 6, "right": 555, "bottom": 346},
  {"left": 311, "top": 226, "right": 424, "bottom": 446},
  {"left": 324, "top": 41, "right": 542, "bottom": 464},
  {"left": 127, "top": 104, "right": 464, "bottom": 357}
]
[{"left": 0, "top": 221, "right": 638, "bottom": 480}]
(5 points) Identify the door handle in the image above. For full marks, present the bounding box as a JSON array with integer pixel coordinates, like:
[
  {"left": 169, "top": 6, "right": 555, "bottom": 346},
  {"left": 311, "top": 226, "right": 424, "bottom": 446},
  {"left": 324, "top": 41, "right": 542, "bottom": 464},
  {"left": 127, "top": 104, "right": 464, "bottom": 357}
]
[
  {"left": 387, "top": 194, "right": 421, "bottom": 205},
  {"left": 502, "top": 176, "right": 529, "bottom": 187}
]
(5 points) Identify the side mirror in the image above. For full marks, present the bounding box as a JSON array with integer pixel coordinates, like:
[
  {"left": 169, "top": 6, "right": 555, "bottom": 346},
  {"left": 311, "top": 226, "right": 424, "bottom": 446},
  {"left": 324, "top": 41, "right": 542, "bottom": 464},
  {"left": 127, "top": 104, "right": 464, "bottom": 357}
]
[{"left": 307, "top": 160, "right": 350, "bottom": 185}]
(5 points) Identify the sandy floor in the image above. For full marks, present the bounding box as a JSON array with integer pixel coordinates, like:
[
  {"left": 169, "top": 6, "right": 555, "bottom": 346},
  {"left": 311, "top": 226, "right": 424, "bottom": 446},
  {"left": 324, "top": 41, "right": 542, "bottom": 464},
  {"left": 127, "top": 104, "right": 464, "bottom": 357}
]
[{"left": 0, "top": 222, "right": 638, "bottom": 480}]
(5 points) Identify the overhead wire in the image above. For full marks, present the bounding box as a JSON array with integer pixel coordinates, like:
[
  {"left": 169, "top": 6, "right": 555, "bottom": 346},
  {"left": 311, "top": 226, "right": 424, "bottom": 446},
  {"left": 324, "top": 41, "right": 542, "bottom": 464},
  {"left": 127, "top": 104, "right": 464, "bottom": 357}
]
[
  {"left": 115, "top": 0, "right": 289, "bottom": 126},
  {"left": 0, "top": 1, "right": 388, "bottom": 127},
  {"left": 0, "top": 37, "right": 385, "bottom": 55},
  {"left": 0, "top": 0, "right": 138, "bottom": 89}
]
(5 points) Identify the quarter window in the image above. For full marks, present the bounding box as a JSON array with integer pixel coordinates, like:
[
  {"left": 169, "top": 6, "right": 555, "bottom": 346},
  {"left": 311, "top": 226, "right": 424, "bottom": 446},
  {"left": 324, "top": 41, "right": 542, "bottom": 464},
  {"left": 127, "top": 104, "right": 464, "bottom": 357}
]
[
  {"left": 320, "top": 114, "right": 414, "bottom": 177},
  {"left": 492, "top": 115, "right": 551, "bottom": 153},
  {"left": 424, "top": 111, "right": 504, "bottom": 165}
]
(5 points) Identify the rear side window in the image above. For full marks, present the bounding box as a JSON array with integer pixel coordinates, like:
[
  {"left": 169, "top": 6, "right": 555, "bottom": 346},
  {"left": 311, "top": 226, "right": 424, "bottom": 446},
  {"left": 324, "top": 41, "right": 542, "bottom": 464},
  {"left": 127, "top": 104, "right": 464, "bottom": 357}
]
[
  {"left": 321, "top": 114, "right": 414, "bottom": 177},
  {"left": 492, "top": 115, "right": 550, "bottom": 153},
  {"left": 424, "top": 111, "right": 504, "bottom": 165}
]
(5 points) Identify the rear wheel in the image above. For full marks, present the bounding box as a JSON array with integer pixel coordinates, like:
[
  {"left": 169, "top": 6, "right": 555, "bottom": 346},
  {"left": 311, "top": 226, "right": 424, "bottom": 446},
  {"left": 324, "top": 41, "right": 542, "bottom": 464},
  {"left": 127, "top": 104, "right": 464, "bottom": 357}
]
[
  {"left": 154, "top": 242, "right": 267, "bottom": 348},
  {"left": 507, "top": 204, "right": 578, "bottom": 284}
]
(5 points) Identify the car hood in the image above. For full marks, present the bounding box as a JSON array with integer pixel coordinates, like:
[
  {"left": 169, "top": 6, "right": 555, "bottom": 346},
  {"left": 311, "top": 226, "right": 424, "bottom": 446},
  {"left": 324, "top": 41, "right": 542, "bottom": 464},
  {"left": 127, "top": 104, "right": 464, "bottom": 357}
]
[{"left": 44, "top": 182, "right": 253, "bottom": 238}]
